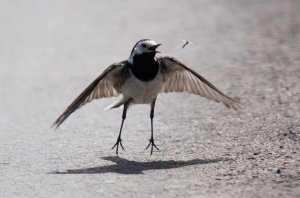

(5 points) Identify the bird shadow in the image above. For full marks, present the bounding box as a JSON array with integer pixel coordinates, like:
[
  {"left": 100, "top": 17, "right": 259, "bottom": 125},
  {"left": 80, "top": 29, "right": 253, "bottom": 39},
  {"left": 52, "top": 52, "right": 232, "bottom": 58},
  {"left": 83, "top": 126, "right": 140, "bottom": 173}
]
[{"left": 50, "top": 156, "right": 231, "bottom": 175}]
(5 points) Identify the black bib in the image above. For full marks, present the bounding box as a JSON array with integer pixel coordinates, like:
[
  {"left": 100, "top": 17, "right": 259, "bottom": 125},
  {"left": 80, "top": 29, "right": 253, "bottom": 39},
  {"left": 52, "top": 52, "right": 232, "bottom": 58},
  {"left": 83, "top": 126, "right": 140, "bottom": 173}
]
[{"left": 129, "top": 52, "right": 159, "bottom": 81}]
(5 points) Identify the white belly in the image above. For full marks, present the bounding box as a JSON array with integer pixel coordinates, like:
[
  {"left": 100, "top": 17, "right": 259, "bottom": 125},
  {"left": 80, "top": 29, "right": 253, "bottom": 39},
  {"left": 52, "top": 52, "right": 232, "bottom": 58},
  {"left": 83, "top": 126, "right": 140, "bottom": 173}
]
[{"left": 123, "top": 70, "right": 163, "bottom": 104}]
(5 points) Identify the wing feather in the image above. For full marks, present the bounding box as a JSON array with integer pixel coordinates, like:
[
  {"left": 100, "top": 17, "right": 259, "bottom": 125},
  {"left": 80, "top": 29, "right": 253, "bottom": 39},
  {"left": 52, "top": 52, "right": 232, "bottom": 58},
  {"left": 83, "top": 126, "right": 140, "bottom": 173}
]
[
  {"left": 52, "top": 61, "right": 127, "bottom": 128},
  {"left": 159, "top": 56, "right": 239, "bottom": 109}
]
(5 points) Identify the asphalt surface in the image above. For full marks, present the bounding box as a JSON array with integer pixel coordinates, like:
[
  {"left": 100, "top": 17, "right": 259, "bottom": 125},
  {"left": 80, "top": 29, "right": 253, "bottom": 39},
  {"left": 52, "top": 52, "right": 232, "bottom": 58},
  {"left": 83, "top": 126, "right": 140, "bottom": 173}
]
[{"left": 0, "top": 0, "right": 299, "bottom": 197}]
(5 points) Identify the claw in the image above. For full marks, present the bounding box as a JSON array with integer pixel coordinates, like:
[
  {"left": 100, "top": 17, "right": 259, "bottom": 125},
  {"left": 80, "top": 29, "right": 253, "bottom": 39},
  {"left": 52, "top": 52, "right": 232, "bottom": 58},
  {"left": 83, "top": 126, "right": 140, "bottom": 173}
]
[
  {"left": 112, "top": 137, "right": 125, "bottom": 155},
  {"left": 145, "top": 138, "right": 159, "bottom": 155}
]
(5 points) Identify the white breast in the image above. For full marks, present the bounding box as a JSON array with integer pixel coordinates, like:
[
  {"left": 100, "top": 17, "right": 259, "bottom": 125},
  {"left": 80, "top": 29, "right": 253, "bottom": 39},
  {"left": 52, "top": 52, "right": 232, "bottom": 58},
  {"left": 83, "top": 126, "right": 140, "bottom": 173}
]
[{"left": 123, "top": 69, "right": 163, "bottom": 104}]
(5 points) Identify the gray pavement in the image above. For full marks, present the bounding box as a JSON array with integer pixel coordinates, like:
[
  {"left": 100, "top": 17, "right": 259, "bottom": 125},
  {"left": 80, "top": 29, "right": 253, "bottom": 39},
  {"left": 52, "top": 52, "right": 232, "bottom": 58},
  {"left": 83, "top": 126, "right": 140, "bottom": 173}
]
[{"left": 0, "top": 0, "right": 299, "bottom": 197}]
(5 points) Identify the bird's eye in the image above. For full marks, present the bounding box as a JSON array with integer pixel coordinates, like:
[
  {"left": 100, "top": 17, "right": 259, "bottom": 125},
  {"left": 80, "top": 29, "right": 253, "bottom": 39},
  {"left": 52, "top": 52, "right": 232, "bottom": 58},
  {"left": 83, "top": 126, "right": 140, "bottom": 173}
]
[{"left": 141, "top": 44, "right": 146, "bottom": 48}]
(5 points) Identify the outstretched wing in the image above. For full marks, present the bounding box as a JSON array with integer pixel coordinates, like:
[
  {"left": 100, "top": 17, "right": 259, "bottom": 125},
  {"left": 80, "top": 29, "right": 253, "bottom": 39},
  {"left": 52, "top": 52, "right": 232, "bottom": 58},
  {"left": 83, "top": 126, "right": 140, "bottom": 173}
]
[
  {"left": 159, "top": 56, "right": 239, "bottom": 109},
  {"left": 52, "top": 61, "right": 128, "bottom": 128}
]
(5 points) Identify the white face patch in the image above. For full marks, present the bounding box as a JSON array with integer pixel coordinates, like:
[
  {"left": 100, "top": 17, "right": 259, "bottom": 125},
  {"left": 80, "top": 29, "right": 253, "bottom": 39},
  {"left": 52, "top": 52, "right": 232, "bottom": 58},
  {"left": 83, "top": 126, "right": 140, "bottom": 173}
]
[{"left": 128, "top": 40, "right": 159, "bottom": 64}]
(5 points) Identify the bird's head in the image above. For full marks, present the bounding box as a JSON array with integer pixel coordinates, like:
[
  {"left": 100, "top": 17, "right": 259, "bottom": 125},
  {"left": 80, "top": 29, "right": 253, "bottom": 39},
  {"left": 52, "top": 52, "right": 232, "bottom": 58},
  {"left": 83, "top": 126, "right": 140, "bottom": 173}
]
[{"left": 129, "top": 39, "right": 161, "bottom": 63}]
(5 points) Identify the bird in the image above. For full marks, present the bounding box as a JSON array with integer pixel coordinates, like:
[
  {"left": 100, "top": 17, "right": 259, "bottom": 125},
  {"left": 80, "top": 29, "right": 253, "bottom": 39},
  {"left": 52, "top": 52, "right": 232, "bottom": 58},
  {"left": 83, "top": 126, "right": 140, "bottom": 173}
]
[{"left": 52, "top": 39, "right": 239, "bottom": 155}]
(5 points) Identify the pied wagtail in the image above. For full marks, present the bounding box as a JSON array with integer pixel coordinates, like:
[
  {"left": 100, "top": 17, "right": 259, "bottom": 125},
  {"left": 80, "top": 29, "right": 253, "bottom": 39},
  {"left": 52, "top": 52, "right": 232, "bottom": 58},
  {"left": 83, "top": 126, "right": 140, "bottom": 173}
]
[{"left": 53, "top": 39, "right": 239, "bottom": 155}]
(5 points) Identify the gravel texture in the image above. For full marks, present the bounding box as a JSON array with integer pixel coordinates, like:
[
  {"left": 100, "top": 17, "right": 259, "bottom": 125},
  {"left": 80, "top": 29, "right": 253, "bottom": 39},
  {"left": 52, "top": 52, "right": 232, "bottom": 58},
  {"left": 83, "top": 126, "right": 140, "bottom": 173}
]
[{"left": 0, "top": 0, "right": 299, "bottom": 197}]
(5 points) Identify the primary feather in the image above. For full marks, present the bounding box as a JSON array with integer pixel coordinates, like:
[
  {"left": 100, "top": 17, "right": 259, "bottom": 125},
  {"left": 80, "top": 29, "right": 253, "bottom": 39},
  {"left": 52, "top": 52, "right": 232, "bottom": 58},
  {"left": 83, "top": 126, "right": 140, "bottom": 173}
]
[
  {"left": 159, "top": 56, "right": 239, "bottom": 109},
  {"left": 52, "top": 62, "right": 127, "bottom": 128}
]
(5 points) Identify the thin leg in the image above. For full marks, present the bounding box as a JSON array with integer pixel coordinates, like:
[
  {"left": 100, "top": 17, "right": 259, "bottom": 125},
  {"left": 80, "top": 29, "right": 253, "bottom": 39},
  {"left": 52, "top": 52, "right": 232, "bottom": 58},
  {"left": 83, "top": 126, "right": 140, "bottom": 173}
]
[
  {"left": 112, "top": 102, "right": 129, "bottom": 155},
  {"left": 146, "top": 98, "right": 159, "bottom": 155}
]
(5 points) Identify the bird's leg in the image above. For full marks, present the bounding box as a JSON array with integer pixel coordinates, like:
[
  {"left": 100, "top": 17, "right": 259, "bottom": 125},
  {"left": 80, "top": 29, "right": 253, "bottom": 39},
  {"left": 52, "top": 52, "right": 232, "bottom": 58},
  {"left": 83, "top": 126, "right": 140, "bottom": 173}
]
[
  {"left": 146, "top": 98, "right": 159, "bottom": 155},
  {"left": 112, "top": 102, "right": 128, "bottom": 155}
]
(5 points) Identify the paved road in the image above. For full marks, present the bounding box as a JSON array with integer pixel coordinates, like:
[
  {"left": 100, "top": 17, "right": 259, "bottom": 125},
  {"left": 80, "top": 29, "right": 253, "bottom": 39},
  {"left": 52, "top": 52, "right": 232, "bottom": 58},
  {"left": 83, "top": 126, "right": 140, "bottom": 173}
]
[{"left": 0, "top": 0, "right": 299, "bottom": 197}]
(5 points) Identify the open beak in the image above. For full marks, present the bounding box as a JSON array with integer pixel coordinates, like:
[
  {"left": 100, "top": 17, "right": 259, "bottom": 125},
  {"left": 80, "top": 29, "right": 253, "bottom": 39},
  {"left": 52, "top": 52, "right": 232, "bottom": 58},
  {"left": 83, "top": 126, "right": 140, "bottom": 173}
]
[{"left": 149, "top": 44, "right": 162, "bottom": 53}]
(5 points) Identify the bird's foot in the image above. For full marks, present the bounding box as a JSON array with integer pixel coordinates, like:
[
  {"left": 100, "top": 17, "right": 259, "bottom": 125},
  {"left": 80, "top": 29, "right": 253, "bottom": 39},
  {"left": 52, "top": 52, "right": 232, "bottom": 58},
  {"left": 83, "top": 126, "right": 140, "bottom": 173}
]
[
  {"left": 145, "top": 138, "right": 159, "bottom": 155},
  {"left": 112, "top": 137, "right": 125, "bottom": 155}
]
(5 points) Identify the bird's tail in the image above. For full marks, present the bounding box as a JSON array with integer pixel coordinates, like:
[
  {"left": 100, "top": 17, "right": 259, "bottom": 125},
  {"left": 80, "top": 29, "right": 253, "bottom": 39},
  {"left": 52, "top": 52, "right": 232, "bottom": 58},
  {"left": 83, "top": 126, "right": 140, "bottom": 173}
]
[{"left": 104, "top": 98, "right": 125, "bottom": 110}]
